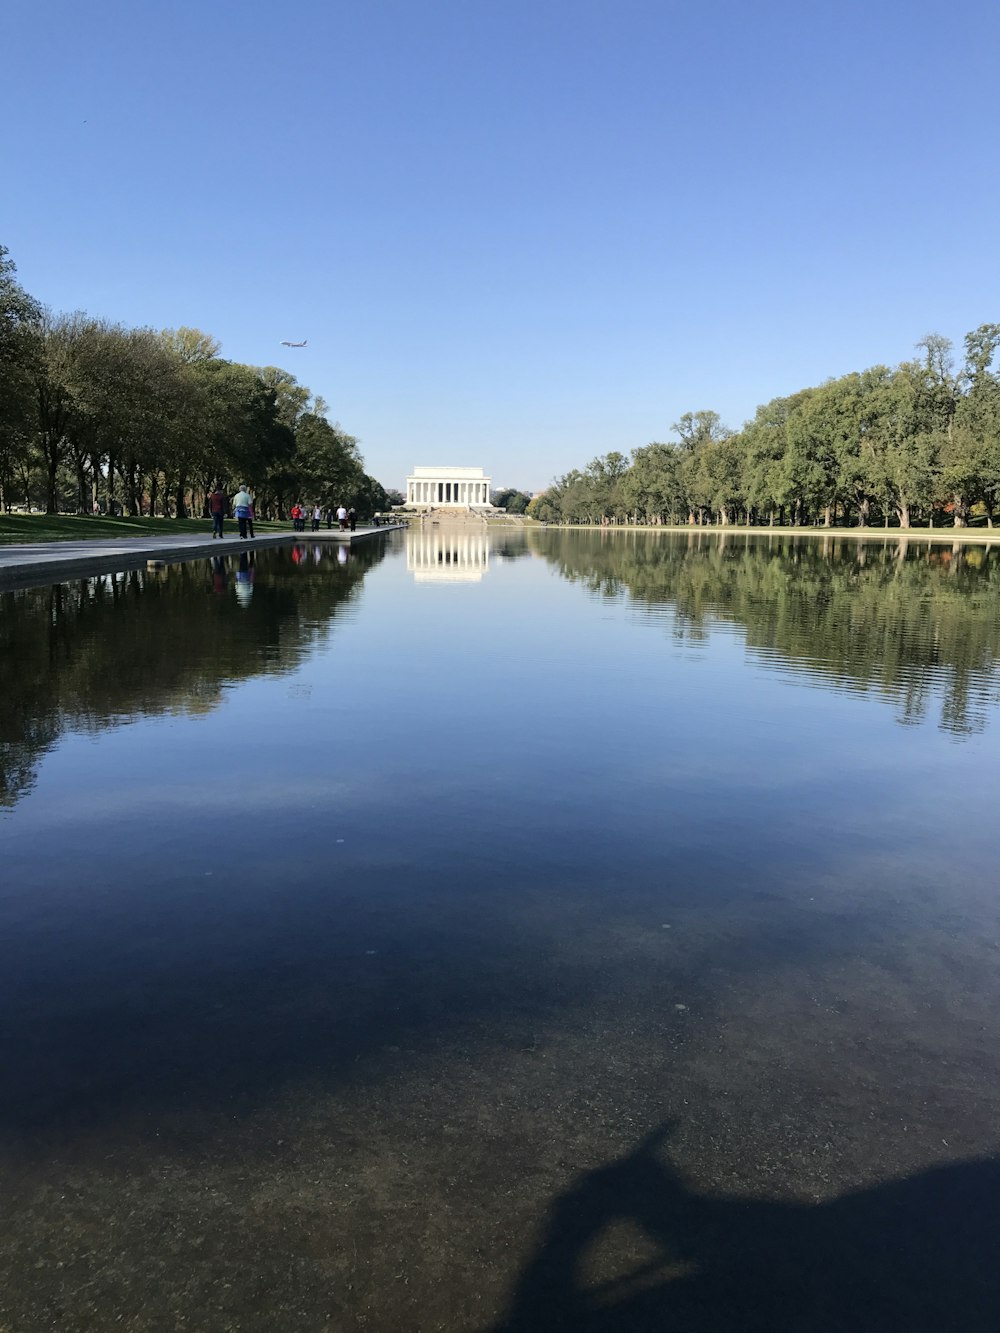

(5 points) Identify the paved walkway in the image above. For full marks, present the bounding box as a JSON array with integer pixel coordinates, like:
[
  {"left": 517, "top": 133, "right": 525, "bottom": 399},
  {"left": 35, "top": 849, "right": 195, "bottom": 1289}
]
[{"left": 0, "top": 526, "right": 405, "bottom": 592}]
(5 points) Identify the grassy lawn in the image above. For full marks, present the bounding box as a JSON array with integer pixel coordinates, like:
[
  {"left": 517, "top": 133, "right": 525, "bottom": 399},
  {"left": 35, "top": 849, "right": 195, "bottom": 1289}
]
[{"left": 0, "top": 514, "right": 289, "bottom": 544}]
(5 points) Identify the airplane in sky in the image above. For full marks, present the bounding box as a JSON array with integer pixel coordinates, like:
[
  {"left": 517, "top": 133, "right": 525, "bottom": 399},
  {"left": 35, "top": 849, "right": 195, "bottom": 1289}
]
[{"left": 280, "top": 339, "right": 308, "bottom": 347}]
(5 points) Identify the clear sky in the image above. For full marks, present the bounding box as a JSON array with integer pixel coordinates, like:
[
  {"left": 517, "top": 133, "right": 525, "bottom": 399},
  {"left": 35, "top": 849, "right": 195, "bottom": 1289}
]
[{"left": 4, "top": 0, "right": 999, "bottom": 493}]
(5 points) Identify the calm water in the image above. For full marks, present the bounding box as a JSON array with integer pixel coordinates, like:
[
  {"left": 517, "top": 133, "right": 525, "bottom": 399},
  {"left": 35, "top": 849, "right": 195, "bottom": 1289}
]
[{"left": 1, "top": 529, "right": 999, "bottom": 1330}]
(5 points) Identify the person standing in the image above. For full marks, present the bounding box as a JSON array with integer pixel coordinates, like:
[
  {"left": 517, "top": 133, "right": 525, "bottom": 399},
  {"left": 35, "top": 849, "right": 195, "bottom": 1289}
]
[
  {"left": 232, "top": 485, "right": 253, "bottom": 539},
  {"left": 336, "top": 504, "right": 348, "bottom": 530},
  {"left": 348, "top": 506, "right": 357, "bottom": 532},
  {"left": 209, "top": 484, "right": 226, "bottom": 539}
]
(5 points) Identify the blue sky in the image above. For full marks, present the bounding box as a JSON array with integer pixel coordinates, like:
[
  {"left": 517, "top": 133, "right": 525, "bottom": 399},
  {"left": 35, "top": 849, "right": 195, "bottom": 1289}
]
[{"left": 4, "top": 0, "right": 999, "bottom": 492}]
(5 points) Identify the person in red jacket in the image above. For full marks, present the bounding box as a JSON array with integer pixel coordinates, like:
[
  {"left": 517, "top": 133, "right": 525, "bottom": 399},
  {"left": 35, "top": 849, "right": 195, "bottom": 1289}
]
[{"left": 209, "top": 485, "right": 226, "bottom": 538}]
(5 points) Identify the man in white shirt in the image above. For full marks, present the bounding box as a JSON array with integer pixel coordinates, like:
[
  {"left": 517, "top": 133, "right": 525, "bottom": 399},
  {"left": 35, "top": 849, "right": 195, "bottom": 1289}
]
[{"left": 232, "top": 487, "right": 253, "bottom": 539}]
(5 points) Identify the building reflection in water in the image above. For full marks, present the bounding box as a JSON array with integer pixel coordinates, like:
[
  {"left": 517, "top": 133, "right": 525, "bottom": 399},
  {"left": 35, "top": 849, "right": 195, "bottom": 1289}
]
[{"left": 406, "top": 528, "right": 489, "bottom": 582}]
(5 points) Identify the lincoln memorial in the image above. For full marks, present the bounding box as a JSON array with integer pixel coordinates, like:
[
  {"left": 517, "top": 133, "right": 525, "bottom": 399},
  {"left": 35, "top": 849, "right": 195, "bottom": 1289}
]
[{"left": 404, "top": 465, "right": 492, "bottom": 508}]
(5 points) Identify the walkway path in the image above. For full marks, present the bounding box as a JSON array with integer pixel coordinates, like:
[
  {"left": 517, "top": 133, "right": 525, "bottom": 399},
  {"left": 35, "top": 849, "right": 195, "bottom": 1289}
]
[{"left": 0, "top": 526, "right": 405, "bottom": 592}]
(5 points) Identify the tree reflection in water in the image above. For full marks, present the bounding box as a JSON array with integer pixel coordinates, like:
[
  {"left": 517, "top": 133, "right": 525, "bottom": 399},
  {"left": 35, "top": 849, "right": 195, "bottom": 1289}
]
[
  {"left": 529, "top": 530, "right": 1000, "bottom": 735},
  {"left": 0, "top": 543, "right": 384, "bottom": 807}
]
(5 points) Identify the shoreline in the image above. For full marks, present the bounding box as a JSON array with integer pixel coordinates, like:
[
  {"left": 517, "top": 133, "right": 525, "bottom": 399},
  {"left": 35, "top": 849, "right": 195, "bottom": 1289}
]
[
  {"left": 0, "top": 526, "right": 405, "bottom": 593},
  {"left": 552, "top": 523, "right": 1000, "bottom": 545}
]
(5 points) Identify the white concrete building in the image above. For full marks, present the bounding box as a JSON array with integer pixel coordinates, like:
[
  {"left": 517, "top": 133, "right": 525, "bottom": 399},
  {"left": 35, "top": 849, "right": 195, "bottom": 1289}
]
[{"left": 404, "top": 465, "right": 492, "bottom": 508}]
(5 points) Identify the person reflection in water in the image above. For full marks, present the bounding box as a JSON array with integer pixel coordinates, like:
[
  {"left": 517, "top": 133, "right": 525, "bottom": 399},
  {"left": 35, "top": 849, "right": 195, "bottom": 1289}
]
[
  {"left": 234, "top": 552, "right": 254, "bottom": 607},
  {"left": 492, "top": 1123, "right": 1000, "bottom": 1332},
  {"left": 210, "top": 556, "right": 227, "bottom": 594}
]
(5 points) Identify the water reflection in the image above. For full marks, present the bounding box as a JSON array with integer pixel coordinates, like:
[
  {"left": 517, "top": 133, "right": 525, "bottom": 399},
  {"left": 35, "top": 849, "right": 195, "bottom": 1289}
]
[
  {"left": 527, "top": 529, "right": 1000, "bottom": 735},
  {"left": 407, "top": 527, "right": 490, "bottom": 581},
  {"left": 0, "top": 543, "right": 385, "bottom": 807}
]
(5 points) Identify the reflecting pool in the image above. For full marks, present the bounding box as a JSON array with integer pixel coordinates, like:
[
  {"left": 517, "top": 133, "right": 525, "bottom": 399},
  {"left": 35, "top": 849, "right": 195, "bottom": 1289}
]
[{"left": 1, "top": 529, "right": 998, "bottom": 1330}]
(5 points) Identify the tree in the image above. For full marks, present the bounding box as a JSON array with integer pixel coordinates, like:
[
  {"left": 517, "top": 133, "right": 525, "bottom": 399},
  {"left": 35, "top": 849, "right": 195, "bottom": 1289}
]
[
  {"left": 0, "top": 247, "right": 40, "bottom": 511},
  {"left": 622, "top": 443, "right": 686, "bottom": 523},
  {"left": 293, "top": 414, "right": 364, "bottom": 508},
  {"left": 492, "top": 487, "right": 531, "bottom": 513},
  {"left": 949, "top": 324, "right": 1000, "bottom": 526}
]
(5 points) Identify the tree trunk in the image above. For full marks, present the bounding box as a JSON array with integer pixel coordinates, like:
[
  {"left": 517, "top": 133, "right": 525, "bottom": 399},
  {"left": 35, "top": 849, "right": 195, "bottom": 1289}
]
[
  {"left": 896, "top": 502, "right": 910, "bottom": 529},
  {"left": 858, "top": 497, "right": 870, "bottom": 527},
  {"left": 75, "top": 459, "right": 88, "bottom": 513},
  {"left": 823, "top": 504, "right": 832, "bottom": 527},
  {"left": 175, "top": 474, "right": 188, "bottom": 519},
  {"left": 952, "top": 494, "right": 968, "bottom": 528},
  {"left": 126, "top": 459, "right": 140, "bottom": 516},
  {"left": 46, "top": 455, "right": 59, "bottom": 514}
]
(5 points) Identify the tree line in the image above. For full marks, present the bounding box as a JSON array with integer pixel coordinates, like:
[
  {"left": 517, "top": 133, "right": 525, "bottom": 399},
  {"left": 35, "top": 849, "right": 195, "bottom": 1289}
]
[
  {"left": 0, "top": 245, "right": 389, "bottom": 518},
  {"left": 527, "top": 328, "right": 1000, "bottom": 530}
]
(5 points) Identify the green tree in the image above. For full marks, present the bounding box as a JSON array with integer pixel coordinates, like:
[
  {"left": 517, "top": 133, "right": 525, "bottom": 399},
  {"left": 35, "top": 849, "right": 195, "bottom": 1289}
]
[
  {"left": 0, "top": 248, "right": 39, "bottom": 510},
  {"left": 493, "top": 487, "right": 532, "bottom": 513}
]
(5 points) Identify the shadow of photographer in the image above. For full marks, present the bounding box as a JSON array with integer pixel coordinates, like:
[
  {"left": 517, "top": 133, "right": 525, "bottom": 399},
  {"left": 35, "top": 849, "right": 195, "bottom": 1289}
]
[{"left": 491, "top": 1122, "right": 1000, "bottom": 1331}]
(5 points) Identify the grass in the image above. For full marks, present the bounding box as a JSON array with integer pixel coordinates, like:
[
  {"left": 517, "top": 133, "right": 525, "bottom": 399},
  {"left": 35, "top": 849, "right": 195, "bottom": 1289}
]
[{"left": 0, "top": 514, "right": 289, "bottom": 544}]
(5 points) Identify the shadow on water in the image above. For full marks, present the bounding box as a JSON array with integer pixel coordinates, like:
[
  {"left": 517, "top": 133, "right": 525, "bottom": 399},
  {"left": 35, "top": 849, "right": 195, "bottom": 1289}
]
[{"left": 491, "top": 1123, "right": 1000, "bottom": 1332}]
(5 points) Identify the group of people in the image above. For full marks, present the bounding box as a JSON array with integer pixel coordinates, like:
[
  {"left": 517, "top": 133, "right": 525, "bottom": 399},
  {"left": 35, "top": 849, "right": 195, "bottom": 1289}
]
[
  {"left": 209, "top": 489, "right": 360, "bottom": 540},
  {"left": 290, "top": 502, "right": 357, "bottom": 532},
  {"left": 208, "top": 485, "right": 255, "bottom": 539}
]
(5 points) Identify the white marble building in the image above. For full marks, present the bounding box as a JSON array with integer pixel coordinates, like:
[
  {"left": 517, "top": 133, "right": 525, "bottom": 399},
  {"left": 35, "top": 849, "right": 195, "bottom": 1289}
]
[{"left": 404, "top": 465, "right": 492, "bottom": 508}]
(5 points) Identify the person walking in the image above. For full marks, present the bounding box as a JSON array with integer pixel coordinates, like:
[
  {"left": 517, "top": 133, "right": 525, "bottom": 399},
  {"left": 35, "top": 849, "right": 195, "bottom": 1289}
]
[
  {"left": 325, "top": 507, "right": 334, "bottom": 529},
  {"left": 337, "top": 504, "right": 348, "bottom": 531},
  {"left": 209, "top": 484, "right": 226, "bottom": 539},
  {"left": 312, "top": 504, "right": 322, "bottom": 532},
  {"left": 290, "top": 502, "right": 303, "bottom": 531},
  {"left": 232, "top": 485, "right": 253, "bottom": 539},
  {"left": 348, "top": 506, "right": 357, "bottom": 532},
  {"left": 246, "top": 499, "right": 256, "bottom": 538}
]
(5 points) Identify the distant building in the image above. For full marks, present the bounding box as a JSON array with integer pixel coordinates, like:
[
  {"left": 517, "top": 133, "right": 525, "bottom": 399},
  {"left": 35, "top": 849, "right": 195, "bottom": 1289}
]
[{"left": 404, "top": 465, "right": 492, "bottom": 508}]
